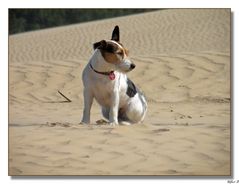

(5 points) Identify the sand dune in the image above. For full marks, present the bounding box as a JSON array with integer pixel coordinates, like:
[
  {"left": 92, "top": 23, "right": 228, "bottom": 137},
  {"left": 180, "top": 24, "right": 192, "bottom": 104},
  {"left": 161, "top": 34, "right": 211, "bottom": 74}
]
[{"left": 9, "top": 9, "right": 230, "bottom": 175}]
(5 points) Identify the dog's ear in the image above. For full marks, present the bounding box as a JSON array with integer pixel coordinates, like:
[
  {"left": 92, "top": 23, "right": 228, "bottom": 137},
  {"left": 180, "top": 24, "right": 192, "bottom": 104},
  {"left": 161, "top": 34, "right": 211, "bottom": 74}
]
[
  {"left": 111, "top": 25, "right": 120, "bottom": 42},
  {"left": 93, "top": 40, "right": 107, "bottom": 50}
]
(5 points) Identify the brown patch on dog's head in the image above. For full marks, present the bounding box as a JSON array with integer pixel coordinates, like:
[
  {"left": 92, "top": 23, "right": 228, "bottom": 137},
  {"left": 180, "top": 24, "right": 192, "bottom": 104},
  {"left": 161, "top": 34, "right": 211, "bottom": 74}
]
[
  {"left": 92, "top": 26, "right": 130, "bottom": 65},
  {"left": 93, "top": 40, "right": 129, "bottom": 65}
]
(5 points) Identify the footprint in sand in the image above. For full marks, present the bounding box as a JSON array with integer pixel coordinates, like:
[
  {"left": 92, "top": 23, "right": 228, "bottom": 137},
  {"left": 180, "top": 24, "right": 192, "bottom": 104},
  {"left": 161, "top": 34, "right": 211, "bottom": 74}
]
[{"left": 46, "top": 122, "right": 71, "bottom": 127}]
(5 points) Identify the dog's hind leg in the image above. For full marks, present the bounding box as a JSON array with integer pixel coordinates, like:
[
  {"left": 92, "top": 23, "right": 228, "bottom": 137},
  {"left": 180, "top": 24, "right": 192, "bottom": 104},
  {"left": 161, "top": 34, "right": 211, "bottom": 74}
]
[
  {"left": 117, "top": 108, "right": 131, "bottom": 125},
  {"left": 125, "top": 95, "right": 147, "bottom": 124}
]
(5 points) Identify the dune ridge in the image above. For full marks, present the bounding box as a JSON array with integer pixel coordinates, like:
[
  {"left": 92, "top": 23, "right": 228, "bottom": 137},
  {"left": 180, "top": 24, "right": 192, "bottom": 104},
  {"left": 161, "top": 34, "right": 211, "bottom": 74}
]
[{"left": 9, "top": 9, "right": 230, "bottom": 175}]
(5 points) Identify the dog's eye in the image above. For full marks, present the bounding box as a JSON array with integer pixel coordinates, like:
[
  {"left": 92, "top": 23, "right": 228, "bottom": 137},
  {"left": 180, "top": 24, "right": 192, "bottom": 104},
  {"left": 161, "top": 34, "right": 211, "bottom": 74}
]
[
  {"left": 116, "top": 51, "right": 124, "bottom": 56},
  {"left": 105, "top": 45, "right": 115, "bottom": 53}
]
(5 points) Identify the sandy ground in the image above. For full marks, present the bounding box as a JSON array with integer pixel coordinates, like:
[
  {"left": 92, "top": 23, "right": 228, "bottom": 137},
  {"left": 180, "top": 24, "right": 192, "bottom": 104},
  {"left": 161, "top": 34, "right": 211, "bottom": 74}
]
[{"left": 9, "top": 9, "right": 231, "bottom": 175}]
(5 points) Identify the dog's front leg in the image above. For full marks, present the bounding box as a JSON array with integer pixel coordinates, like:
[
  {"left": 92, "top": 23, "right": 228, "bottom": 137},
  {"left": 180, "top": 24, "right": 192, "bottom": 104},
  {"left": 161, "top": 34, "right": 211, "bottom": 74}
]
[
  {"left": 109, "top": 89, "right": 119, "bottom": 126},
  {"left": 81, "top": 88, "right": 93, "bottom": 124}
]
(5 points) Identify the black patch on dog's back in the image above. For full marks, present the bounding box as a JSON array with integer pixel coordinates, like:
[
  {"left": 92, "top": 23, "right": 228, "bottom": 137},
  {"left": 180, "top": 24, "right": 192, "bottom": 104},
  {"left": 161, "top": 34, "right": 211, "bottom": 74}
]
[{"left": 126, "top": 78, "right": 137, "bottom": 98}]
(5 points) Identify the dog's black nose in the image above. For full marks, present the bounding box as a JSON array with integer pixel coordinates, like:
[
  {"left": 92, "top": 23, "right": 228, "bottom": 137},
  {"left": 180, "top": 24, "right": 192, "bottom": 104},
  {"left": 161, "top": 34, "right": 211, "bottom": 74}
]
[{"left": 130, "top": 63, "right": 136, "bottom": 69}]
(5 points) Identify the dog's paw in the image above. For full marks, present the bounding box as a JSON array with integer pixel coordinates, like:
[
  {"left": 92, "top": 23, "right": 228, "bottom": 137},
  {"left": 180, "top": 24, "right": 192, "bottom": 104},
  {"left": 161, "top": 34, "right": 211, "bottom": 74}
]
[
  {"left": 119, "top": 121, "right": 131, "bottom": 126},
  {"left": 109, "top": 122, "right": 119, "bottom": 127},
  {"left": 79, "top": 122, "right": 89, "bottom": 125}
]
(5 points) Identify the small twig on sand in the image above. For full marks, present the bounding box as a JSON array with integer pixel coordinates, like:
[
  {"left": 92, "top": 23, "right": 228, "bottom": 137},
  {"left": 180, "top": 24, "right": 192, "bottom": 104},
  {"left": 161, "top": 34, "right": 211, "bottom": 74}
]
[{"left": 58, "top": 90, "right": 72, "bottom": 102}]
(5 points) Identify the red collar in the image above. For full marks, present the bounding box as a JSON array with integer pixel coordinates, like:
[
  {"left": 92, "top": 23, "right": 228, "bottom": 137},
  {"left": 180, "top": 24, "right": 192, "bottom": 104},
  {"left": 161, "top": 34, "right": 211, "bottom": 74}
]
[{"left": 90, "top": 64, "right": 115, "bottom": 80}]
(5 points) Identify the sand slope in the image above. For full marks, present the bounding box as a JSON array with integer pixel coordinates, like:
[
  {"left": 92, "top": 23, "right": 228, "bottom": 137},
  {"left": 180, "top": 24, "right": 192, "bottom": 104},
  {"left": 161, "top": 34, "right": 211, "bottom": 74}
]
[{"left": 9, "top": 9, "right": 231, "bottom": 175}]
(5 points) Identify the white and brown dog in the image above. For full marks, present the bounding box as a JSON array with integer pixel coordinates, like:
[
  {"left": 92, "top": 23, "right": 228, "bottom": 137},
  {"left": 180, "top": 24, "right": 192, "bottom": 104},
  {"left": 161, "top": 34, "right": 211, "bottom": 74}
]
[{"left": 81, "top": 25, "right": 147, "bottom": 125}]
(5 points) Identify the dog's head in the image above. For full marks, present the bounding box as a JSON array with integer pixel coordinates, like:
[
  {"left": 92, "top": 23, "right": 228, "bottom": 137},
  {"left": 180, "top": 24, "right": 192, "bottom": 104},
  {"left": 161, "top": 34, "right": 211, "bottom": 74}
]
[{"left": 93, "top": 26, "right": 135, "bottom": 73}]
